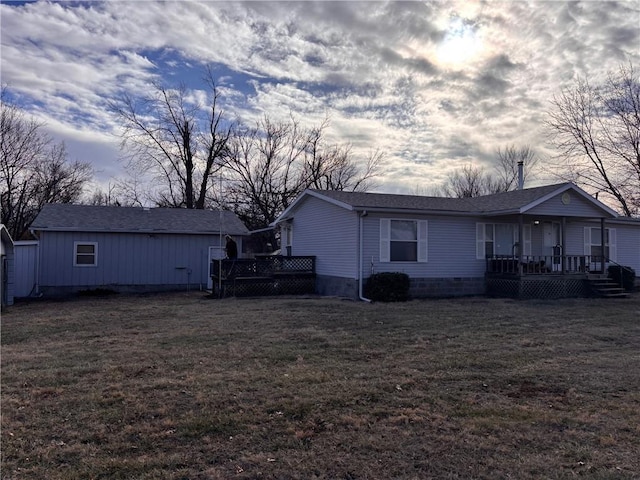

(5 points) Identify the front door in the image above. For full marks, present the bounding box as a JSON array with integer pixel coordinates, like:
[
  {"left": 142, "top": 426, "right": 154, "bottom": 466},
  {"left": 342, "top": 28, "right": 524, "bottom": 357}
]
[{"left": 543, "top": 222, "right": 561, "bottom": 271}]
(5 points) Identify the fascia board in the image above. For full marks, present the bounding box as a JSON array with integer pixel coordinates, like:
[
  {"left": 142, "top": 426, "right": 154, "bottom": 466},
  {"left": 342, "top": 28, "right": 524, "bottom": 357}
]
[
  {"left": 350, "top": 207, "right": 480, "bottom": 217},
  {"left": 271, "top": 189, "right": 355, "bottom": 226},
  {"left": 31, "top": 227, "right": 239, "bottom": 235}
]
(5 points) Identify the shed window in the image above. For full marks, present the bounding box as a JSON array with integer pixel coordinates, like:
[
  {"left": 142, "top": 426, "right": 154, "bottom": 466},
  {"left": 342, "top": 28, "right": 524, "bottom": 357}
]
[{"left": 74, "top": 242, "right": 97, "bottom": 267}]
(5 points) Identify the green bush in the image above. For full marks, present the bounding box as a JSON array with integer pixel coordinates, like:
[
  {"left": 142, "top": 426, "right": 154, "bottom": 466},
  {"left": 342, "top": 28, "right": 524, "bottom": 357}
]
[
  {"left": 364, "top": 272, "right": 410, "bottom": 302},
  {"left": 607, "top": 265, "right": 636, "bottom": 292}
]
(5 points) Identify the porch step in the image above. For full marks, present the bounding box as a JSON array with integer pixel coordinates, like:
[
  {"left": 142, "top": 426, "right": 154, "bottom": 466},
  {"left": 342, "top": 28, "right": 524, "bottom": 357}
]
[{"left": 588, "top": 278, "right": 629, "bottom": 298}]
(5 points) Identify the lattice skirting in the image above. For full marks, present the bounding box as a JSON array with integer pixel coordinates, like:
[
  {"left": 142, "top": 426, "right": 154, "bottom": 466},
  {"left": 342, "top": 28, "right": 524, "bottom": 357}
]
[
  {"left": 486, "top": 277, "right": 589, "bottom": 299},
  {"left": 223, "top": 276, "right": 315, "bottom": 297}
]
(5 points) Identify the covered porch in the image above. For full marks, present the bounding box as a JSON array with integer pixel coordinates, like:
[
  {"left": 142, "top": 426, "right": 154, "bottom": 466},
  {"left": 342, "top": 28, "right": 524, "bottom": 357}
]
[{"left": 481, "top": 211, "right": 620, "bottom": 299}]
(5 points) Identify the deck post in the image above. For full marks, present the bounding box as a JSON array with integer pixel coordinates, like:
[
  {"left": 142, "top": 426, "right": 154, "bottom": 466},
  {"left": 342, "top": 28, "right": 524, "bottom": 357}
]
[
  {"left": 600, "top": 218, "right": 606, "bottom": 274},
  {"left": 518, "top": 214, "right": 524, "bottom": 276},
  {"left": 561, "top": 216, "right": 567, "bottom": 274}
]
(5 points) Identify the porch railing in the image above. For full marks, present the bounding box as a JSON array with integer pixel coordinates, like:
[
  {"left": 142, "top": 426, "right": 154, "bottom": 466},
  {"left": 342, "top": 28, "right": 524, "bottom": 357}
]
[{"left": 486, "top": 255, "right": 605, "bottom": 275}]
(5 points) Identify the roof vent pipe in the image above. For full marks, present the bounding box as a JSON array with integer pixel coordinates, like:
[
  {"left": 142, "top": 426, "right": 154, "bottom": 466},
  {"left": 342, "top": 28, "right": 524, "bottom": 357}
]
[{"left": 517, "top": 160, "right": 524, "bottom": 190}]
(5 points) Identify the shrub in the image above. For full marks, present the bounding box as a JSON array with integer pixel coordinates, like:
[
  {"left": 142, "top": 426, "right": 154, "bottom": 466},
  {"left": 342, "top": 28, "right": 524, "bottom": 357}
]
[
  {"left": 364, "top": 272, "right": 410, "bottom": 302},
  {"left": 607, "top": 265, "right": 636, "bottom": 292}
]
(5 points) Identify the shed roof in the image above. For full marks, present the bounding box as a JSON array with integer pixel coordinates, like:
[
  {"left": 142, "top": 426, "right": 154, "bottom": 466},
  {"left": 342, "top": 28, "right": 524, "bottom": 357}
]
[{"left": 30, "top": 204, "right": 250, "bottom": 235}]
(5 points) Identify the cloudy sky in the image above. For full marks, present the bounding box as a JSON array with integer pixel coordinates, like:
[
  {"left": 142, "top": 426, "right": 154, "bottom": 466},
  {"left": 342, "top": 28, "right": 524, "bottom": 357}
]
[{"left": 1, "top": 0, "right": 639, "bottom": 195}]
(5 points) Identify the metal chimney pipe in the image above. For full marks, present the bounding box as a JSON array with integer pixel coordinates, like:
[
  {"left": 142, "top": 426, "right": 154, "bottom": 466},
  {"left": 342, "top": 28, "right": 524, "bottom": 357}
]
[{"left": 517, "top": 160, "right": 524, "bottom": 190}]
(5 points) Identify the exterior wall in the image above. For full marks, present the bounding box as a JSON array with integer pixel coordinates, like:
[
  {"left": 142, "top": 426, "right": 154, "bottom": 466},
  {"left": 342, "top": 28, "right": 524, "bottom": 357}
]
[
  {"left": 1, "top": 236, "right": 15, "bottom": 307},
  {"left": 527, "top": 191, "right": 610, "bottom": 217},
  {"left": 37, "top": 231, "right": 225, "bottom": 294},
  {"left": 14, "top": 241, "right": 39, "bottom": 297},
  {"left": 360, "top": 214, "right": 486, "bottom": 298},
  {"left": 361, "top": 213, "right": 486, "bottom": 279},
  {"left": 290, "top": 196, "right": 359, "bottom": 279},
  {"left": 565, "top": 220, "right": 640, "bottom": 275},
  {"left": 409, "top": 277, "right": 485, "bottom": 297},
  {"left": 612, "top": 222, "right": 640, "bottom": 274},
  {"left": 316, "top": 274, "right": 359, "bottom": 298}
]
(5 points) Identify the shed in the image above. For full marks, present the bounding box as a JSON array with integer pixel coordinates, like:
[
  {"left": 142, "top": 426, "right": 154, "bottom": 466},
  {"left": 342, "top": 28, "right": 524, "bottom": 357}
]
[{"left": 30, "top": 204, "right": 249, "bottom": 296}]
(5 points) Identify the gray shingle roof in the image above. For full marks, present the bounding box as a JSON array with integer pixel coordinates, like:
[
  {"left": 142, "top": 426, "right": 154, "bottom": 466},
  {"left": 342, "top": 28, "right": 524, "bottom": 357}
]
[
  {"left": 31, "top": 204, "right": 250, "bottom": 235},
  {"left": 309, "top": 183, "right": 569, "bottom": 214}
]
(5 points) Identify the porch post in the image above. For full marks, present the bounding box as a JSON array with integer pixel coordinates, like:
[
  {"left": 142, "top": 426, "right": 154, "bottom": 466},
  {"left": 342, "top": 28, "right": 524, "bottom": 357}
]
[
  {"left": 561, "top": 216, "right": 567, "bottom": 274},
  {"left": 518, "top": 214, "right": 524, "bottom": 276},
  {"left": 600, "top": 217, "right": 606, "bottom": 274}
]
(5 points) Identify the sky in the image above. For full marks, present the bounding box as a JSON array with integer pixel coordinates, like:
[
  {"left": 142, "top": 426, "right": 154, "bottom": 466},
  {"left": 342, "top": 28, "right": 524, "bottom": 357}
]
[{"left": 1, "top": 0, "right": 639, "bottom": 196}]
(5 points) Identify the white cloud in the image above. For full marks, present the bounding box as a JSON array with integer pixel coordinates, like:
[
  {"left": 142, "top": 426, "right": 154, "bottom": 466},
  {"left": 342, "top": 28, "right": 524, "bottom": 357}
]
[{"left": 1, "top": 0, "right": 638, "bottom": 194}]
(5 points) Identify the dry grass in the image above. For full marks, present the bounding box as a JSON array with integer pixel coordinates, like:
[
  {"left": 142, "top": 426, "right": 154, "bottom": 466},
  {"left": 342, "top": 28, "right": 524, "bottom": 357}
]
[{"left": 2, "top": 292, "right": 640, "bottom": 479}]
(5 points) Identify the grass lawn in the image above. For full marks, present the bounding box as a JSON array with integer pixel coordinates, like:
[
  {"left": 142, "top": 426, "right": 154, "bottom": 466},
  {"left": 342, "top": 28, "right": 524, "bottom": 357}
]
[{"left": 2, "top": 292, "right": 640, "bottom": 479}]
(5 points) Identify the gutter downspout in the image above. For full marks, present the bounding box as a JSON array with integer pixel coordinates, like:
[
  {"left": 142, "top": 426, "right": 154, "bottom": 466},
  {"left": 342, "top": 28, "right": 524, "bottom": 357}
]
[{"left": 358, "top": 210, "right": 371, "bottom": 302}]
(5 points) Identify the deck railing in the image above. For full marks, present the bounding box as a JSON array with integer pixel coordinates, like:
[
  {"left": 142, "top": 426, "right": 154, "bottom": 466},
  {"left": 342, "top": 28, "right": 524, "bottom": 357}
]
[
  {"left": 210, "top": 256, "right": 316, "bottom": 297},
  {"left": 486, "top": 255, "right": 604, "bottom": 275}
]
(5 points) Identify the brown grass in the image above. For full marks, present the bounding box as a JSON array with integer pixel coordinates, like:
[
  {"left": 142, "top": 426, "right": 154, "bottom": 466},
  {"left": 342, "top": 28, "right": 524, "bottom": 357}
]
[{"left": 2, "top": 292, "right": 640, "bottom": 479}]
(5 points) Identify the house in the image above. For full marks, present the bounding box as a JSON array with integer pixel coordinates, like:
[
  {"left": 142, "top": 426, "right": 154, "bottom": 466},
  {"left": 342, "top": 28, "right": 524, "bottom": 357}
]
[
  {"left": 1, "top": 224, "right": 16, "bottom": 307},
  {"left": 29, "top": 204, "right": 249, "bottom": 296},
  {"left": 272, "top": 183, "right": 640, "bottom": 299}
]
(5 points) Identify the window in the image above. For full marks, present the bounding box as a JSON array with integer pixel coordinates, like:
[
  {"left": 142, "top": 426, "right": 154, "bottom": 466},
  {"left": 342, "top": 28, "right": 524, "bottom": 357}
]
[
  {"left": 380, "top": 219, "right": 427, "bottom": 262},
  {"left": 476, "top": 223, "right": 531, "bottom": 259},
  {"left": 281, "top": 224, "right": 293, "bottom": 256},
  {"left": 74, "top": 242, "right": 97, "bottom": 266},
  {"left": 584, "top": 227, "right": 616, "bottom": 262}
]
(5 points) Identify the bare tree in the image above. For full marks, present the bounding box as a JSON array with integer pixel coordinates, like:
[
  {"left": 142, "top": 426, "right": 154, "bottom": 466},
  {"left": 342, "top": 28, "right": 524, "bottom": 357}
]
[
  {"left": 302, "top": 119, "right": 382, "bottom": 192},
  {"left": 436, "top": 164, "right": 495, "bottom": 198},
  {"left": 220, "top": 114, "right": 381, "bottom": 232},
  {"left": 110, "top": 67, "right": 232, "bottom": 209},
  {"left": 546, "top": 63, "right": 640, "bottom": 216},
  {"left": 435, "top": 145, "right": 538, "bottom": 198},
  {"left": 1, "top": 90, "right": 92, "bottom": 239},
  {"left": 495, "top": 144, "right": 539, "bottom": 191}
]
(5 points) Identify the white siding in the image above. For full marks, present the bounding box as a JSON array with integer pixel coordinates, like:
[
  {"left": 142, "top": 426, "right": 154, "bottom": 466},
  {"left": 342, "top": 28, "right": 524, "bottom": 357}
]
[{"left": 289, "top": 196, "right": 358, "bottom": 278}]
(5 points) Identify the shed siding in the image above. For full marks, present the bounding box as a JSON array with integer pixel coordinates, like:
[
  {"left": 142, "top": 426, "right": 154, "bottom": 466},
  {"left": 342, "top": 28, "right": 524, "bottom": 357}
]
[
  {"left": 38, "top": 231, "right": 223, "bottom": 289},
  {"left": 361, "top": 214, "right": 485, "bottom": 279},
  {"left": 14, "top": 242, "right": 38, "bottom": 297},
  {"left": 527, "top": 192, "right": 608, "bottom": 217},
  {"left": 1, "top": 237, "right": 15, "bottom": 306},
  {"left": 291, "top": 196, "right": 358, "bottom": 278}
]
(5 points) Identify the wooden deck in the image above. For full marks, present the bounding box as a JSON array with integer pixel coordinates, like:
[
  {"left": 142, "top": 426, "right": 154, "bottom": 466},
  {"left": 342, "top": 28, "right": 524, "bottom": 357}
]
[{"left": 210, "top": 256, "right": 316, "bottom": 297}]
